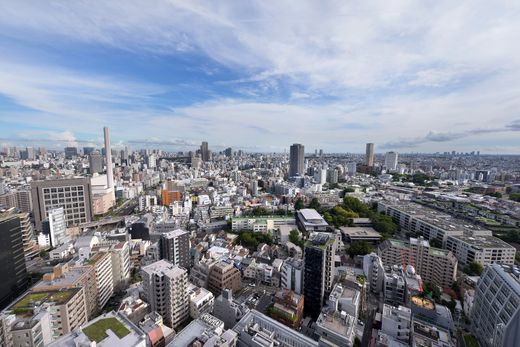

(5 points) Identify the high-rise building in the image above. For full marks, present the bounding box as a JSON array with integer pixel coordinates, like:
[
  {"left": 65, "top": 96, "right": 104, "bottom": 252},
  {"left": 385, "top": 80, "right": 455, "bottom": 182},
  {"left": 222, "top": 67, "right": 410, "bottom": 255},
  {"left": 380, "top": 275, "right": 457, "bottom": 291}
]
[
  {"left": 366, "top": 143, "right": 375, "bottom": 167},
  {"left": 64, "top": 146, "right": 78, "bottom": 159},
  {"left": 41, "top": 207, "right": 67, "bottom": 248},
  {"left": 224, "top": 147, "right": 232, "bottom": 157},
  {"left": 289, "top": 143, "right": 305, "bottom": 177},
  {"left": 159, "top": 229, "right": 190, "bottom": 269},
  {"left": 385, "top": 151, "right": 398, "bottom": 171},
  {"left": 83, "top": 147, "right": 95, "bottom": 155},
  {"left": 281, "top": 258, "right": 304, "bottom": 294},
  {"left": 89, "top": 150, "right": 103, "bottom": 174},
  {"left": 103, "top": 126, "right": 115, "bottom": 203},
  {"left": 0, "top": 213, "right": 28, "bottom": 309},
  {"left": 471, "top": 264, "right": 520, "bottom": 347},
  {"left": 31, "top": 178, "right": 93, "bottom": 231},
  {"left": 304, "top": 232, "right": 337, "bottom": 319},
  {"left": 141, "top": 260, "right": 189, "bottom": 329},
  {"left": 201, "top": 141, "right": 210, "bottom": 162}
]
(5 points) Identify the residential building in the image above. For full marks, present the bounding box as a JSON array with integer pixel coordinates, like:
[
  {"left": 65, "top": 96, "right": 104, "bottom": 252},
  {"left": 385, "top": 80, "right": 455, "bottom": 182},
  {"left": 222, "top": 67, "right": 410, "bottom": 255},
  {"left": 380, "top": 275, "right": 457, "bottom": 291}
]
[
  {"left": 363, "top": 253, "right": 384, "bottom": 293},
  {"left": 213, "top": 289, "right": 249, "bottom": 329},
  {"left": 141, "top": 260, "right": 189, "bottom": 329},
  {"left": 41, "top": 207, "right": 68, "bottom": 247},
  {"left": 189, "top": 257, "right": 218, "bottom": 288},
  {"left": 0, "top": 213, "right": 28, "bottom": 309},
  {"left": 381, "top": 304, "right": 412, "bottom": 343},
  {"left": 385, "top": 151, "right": 398, "bottom": 171},
  {"left": 281, "top": 258, "right": 304, "bottom": 294},
  {"left": 86, "top": 252, "right": 114, "bottom": 311},
  {"left": 315, "top": 308, "right": 356, "bottom": 347},
  {"left": 188, "top": 283, "right": 214, "bottom": 319},
  {"left": 471, "top": 264, "right": 520, "bottom": 347},
  {"left": 328, "top": 283, "right": 361, "bottom": 321},
  {"left": 167, "top": 313, "right": 237, "bottom": 347},
  {"left": 270, "top": 289, "right": 305, "bottom": 329},
  {"left": 159, "top": 229, "right": 190, "bottom": 268},
  {"left": 379, "top": 237, "right": 457, "bottom": 288},
  {"left": 304, "top": 232, "right": 336, "bottom": 319},
  {"left": 31, "top": 178, "right": 93, "bottom": 231},
  {"left": 207, "top": 260, "right": 241, "bottom": 296},
  {"left": 446, "top": 234, "right": 515, "bottom": 266},
  {"left": 232, "top": 216, "right": 295, "bottom": 232},
  {"left": 366, "top": 143, "right": 375, "bottom": 167},
  {"left": 0, "top": 189, "right": 32, "bottom": 213},
  {"left": 289, "top": 143, "right": 305, "bottom": 177}
]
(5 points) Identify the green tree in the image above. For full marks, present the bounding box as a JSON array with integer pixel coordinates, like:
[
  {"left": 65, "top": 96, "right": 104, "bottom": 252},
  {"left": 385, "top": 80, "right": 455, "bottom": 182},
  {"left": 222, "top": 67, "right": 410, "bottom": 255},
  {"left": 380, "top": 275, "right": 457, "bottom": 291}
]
[
  {"left": 423, "top": 282, "right": 441, "bottom": 300},
  {"left": 510, "top": 193, "right": 520, "bottom": 202},
  {"left": 347, "top": 241, "right": 373, "bottom": 257},
  {"left": 308, "top": 198, "right": 321, "bottom": 210},
  {"left": 463, "top": 261, "right": 484, "bottom": 276},
  {"left": 294, "top": 198, "right": 304, "bottom": 210}
]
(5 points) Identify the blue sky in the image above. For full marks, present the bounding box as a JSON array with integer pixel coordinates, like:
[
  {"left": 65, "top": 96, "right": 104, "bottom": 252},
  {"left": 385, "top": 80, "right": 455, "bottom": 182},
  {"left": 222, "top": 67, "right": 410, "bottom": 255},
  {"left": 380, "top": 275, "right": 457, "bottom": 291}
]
[{"left": 0, "top": 1, "right": 519, "bottom": 153}]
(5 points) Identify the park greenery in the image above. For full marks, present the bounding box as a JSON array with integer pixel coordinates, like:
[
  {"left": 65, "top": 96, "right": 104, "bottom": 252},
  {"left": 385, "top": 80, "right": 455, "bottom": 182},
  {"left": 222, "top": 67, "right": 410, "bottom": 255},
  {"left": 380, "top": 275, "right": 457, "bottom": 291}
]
[
  {"left": 288, "top": 229, "right": 305, "bottom": 249},
  {"left": 422, "top": 281, "right": 441, "bottom": 300},
  {"left": 347, "top": 241, "right": 373, "bottom": 257},
  {"left": 463, "top": 261, "right": 484, "bottom": 276}
]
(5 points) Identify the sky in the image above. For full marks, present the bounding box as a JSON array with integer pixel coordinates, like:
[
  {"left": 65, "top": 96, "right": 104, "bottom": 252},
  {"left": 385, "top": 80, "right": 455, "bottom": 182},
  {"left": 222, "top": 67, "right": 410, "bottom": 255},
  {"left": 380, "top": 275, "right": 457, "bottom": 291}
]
[{"left": 0, "top": 1, "right": 520, "bottom": 154}]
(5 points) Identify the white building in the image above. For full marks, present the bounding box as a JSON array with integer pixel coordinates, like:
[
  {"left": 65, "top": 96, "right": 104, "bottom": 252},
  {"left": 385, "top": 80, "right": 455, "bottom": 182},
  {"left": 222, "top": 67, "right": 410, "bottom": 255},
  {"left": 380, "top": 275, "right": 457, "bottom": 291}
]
[
  {"left": 471, "top": 264, "right": 520, "bottom": 347},
  {"left": 385, "top": 151, "right": 398, "bottom": 171},
  {"left": 188, "top": 283, "right": 214, "bottom": 319},
  {"left": 44, "top": 207, "right": 68, "bottom": 247},
  {"left": 446, "top": 235, "right": 515, "bottom": 267},
  {"left": 381, "top": 304, "right": 412, "bottom": 343},
  {"left": 141, "top": 260, "right": 189, "bottom": 329},
  {"left": 363, "top": 253, "right": 384, "bottom": 293},
  {"left": 281, "top": 258, "right": 304, "bottom": 295}
]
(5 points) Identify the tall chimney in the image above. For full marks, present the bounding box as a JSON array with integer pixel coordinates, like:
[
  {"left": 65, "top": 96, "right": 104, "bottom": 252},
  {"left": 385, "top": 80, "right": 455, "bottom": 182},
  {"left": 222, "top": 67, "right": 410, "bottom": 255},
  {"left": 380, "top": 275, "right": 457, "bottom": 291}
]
[{"left": 103, "top": 126, "right": 115, "bottom": 201}]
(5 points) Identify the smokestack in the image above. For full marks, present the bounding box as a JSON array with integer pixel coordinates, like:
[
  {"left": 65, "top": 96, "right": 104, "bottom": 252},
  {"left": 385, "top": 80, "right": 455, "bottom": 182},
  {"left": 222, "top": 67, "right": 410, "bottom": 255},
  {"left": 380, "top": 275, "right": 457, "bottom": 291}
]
[{"left": 103, "top": 126, "right": 115, "bottom": 201}]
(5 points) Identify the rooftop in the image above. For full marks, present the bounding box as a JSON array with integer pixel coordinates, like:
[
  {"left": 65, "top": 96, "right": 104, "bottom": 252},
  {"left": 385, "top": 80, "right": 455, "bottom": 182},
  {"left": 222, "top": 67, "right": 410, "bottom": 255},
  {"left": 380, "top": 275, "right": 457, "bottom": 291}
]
[
  {"left": 141, "top": 259, "right": 186, "bottom": 278},
  {"left": 10, "top": 289, "right": 80, "bottom": 316},
  {"left": 340, "top": 226, "right": 381, "bottom": 239},
  {"left": 449, "top": 234, "right": 516, "bottom": 249},
  {"left": 411, "top": 296, "right": 435, "bottom": 310}
]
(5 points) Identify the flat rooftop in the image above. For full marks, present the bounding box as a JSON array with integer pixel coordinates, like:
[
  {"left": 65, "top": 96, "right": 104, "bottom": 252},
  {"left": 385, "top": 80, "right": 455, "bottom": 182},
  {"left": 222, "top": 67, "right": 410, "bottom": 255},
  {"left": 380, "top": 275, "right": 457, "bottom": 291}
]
[
  {"left": 341, "top": 226, "right": 381, "bottom": 239},
  {"left": 10, "top": 288, "right": 80, "bottom": 316},
  {"left": 141, "top": 259, "right": 186, "bottom": 277},
  {"left": 449, "top": 235, "right": 515, "bottom": 249}
]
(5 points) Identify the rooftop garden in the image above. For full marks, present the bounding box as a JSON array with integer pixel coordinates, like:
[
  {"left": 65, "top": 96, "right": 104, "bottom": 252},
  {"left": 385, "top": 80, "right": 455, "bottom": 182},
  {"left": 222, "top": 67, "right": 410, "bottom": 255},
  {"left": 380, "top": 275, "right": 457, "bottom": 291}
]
[{"left": 82, "top": 317, "right": 130, "bottom": 343}]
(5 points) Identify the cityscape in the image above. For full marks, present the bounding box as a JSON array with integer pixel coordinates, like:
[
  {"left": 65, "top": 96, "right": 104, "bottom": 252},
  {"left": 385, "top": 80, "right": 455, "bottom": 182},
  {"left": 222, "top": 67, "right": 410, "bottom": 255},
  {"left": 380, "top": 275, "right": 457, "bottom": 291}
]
[{"left": 1, "top": 2, "right": 520, "bottom": 347}]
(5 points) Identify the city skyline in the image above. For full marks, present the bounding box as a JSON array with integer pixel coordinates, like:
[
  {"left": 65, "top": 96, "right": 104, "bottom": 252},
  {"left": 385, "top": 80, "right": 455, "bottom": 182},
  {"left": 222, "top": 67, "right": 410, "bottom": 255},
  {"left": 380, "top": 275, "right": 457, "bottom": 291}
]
[{"left": 1, "top": 1, "right": 520, "bottom": 153}]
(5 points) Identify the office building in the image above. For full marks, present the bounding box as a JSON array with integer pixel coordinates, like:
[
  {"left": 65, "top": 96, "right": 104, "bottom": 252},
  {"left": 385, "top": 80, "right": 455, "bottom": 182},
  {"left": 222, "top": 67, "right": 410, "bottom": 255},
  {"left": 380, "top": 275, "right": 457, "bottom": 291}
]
[
  {"left": 141, "top": 260, "right": 189, "bottom": 329},
  {"left": 41, "top": 207, "right": 67, "bottom": 247},
  {"left": 159, "top": 229, "right": 190, "bottom": 269},
  {"left": 89, "top": 150, "right": 103, "bottom": 174},
  {"left": 232, "top": 216, "right": 296, "bottom": 233},
  {"left": 233, "top": 310, "right": 318, "bottom": 347},
  {"left": 168, "top": 313, "right": 237, "bottom": 347},
  {"left": 378, "top": 237, "right": 457, "bottom": 288},
  {"left": 0, "top": 213, "right": 28, "bottom": 309},
  {"left": 201, "top": 141, "right": 210, "bottom": 162},
  {"left": 64, "top": 147, "right": 78, "bottom": 159},
  {"left": 304, "top": 232, "right": 337, "bottom": 319},
  {"left": 207, "top": 260, "right": 241, "bottom": 296},
  {"left": 224, "top": 147, "right": 232, "bottom": 157},
  {"left": 366, "top": 143, "right": 375, "bottom": 167},
  {"left": 289, "top": 143, "right": 305, "bottom": 177},
  {"left": 83, "top": 146, "right": 95, "bottom": 155},
  {"left": 385, "top": 151, "right": 398, "bottom": 171},
  {"left": 296, "top": 208, "right": 329, "bottom": 233},
  {"left": 281, "top": 258, "right": 304, "bottom": 294},
  {"left": 471, "top": 264, "right": 520, "bottom": 347},
  {"left": 31, "top": 178, "right": 93, "bottom": 231},
  {"left": 446, "top": 234, "right": 515, "bottom": 267}
]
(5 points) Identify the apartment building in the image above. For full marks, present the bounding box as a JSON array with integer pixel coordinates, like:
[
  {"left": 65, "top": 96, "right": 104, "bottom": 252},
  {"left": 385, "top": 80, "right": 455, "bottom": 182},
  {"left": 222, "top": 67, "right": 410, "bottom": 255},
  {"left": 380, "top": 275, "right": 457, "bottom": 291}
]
[
  {"left": 141, "top": 260, "right": 189, "bottom": 329},
  {"left": 188, "top": 283, "right": 214, "bottom": 319},
  {"left": 378, "top": 237, "right": 457, "bottom": 288},
  {"left": 231, "top": 216, "right": 296, "bottom": 232},
  {"left": 207, "top": 260, "right": 241, "bottom": 296},
  {"left": 446, "top": 234, "right": 515, "bottom": 266},
  {"left": 86, "top": 252, "right": 114, "bottom": 310},
  {"left": 281, "top": 257, "right": 304, "bottom": 295},
  {"left": 381, "top": 304, "right": 412, "bottom": 343},
  {"left": 159, "top": 229, "right": 190, "bottom": 269},
  {"left": 270, "top": 289, "right": 305, "bottom": 329}
]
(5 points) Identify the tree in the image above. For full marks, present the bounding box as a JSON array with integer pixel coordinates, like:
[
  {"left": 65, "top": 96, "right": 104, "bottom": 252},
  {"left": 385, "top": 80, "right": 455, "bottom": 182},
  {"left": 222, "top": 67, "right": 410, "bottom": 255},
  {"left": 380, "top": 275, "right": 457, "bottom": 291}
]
[
  {"left": 347, "top": 241, "right": 373, "bottom": 257},
  {"left": 429, "top": 238, "right": 443, "bottom": 248},
  {"left": 294, "top": 198, "right": 304, "bottom": 210},
  {"left": 486, "top": 192, "right": 502, "bottom": 199},
  {"left": 289, "top": 229, "right": 304, "bottom": 248},
  {"left": 353, "top": 337, "right": 361, "bottom": 347},
  {"left": 308, "top": 198, "right": 321, "bottom": 210},
  {"left": 463, "top": 261, "right": 484, "bottom": 276},
  {"left": 510, "top": 193, "right": 520, "bottom": 202},
  {"left": 423, "top": 282, "right": 441, "bottom": 300}
]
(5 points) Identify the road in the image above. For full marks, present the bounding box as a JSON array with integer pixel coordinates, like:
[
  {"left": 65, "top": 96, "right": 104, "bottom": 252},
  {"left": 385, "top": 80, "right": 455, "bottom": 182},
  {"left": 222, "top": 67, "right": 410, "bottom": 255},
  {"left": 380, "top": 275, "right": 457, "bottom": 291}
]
[{"left": 361, "top": 307, "right": 376, "bottom": 347}]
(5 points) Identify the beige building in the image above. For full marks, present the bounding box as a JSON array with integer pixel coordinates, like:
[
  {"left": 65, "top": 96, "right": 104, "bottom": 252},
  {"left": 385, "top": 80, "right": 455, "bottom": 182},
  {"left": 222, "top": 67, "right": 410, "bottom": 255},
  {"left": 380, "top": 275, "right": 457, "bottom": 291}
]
[
  {"left": 32, "top": 263, "right": 98, "bottom": 319},
  {"left": 141, "top": 260, "right": 189, "bottom": 329},
  {"left": 207, "top": 260, "right": 241, "bottom": 296},
  {"left": 378, "top": 237, "right": 457, "bottom": 288}
]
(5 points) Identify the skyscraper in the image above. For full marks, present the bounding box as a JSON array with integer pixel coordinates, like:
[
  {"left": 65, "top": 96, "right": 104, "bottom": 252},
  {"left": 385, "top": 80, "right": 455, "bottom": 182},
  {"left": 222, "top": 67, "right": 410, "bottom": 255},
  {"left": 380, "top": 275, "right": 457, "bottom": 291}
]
[
  {"left": 366, "top": 143, "right": 375, "bottom": 167},
  {"left": 0, "top": 213, "right": 28, "bottom": 309},
  {"left": 88, "top": 150, "right": 103, "bottom": 174},
  {"left": 289, "top": 143, "right": 305, "bottom": 177},
  {"left": 385, "top": 151, "right": 398, "bottom": 171},
  {"left": 160, "top": 229, "right": 190, "bottom": 269},
  {"left": 103, "top": 126, "right": 115, "bottom": 202},
  {"left": 304, "top": 233, "right": 337, "bottom": 319},
  {"left": 64, "top": 146, "right": 78, "bottom": 159},
  {"left": 141, "top": 260, "right": 189, "bottom": 329},
  {"left": 201, "top": 141, "right": 210, "bottom": 162}
]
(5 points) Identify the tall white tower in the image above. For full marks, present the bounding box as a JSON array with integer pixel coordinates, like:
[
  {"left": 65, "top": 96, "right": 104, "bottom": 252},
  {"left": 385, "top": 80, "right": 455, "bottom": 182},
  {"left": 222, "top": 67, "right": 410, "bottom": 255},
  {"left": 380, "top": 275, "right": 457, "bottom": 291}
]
[{"left": 103, "top": 126, "right": 115, "bottom": 202}]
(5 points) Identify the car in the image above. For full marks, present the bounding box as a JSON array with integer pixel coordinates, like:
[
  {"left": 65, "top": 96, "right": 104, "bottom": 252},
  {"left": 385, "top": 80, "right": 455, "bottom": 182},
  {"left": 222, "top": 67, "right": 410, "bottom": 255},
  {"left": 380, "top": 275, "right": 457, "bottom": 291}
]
[
  {"left": 358, "top": 320, "right": 364, "bottom": 326},
  {"left": 248, "top": 283, "right": 256, "bottom": 287}
]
